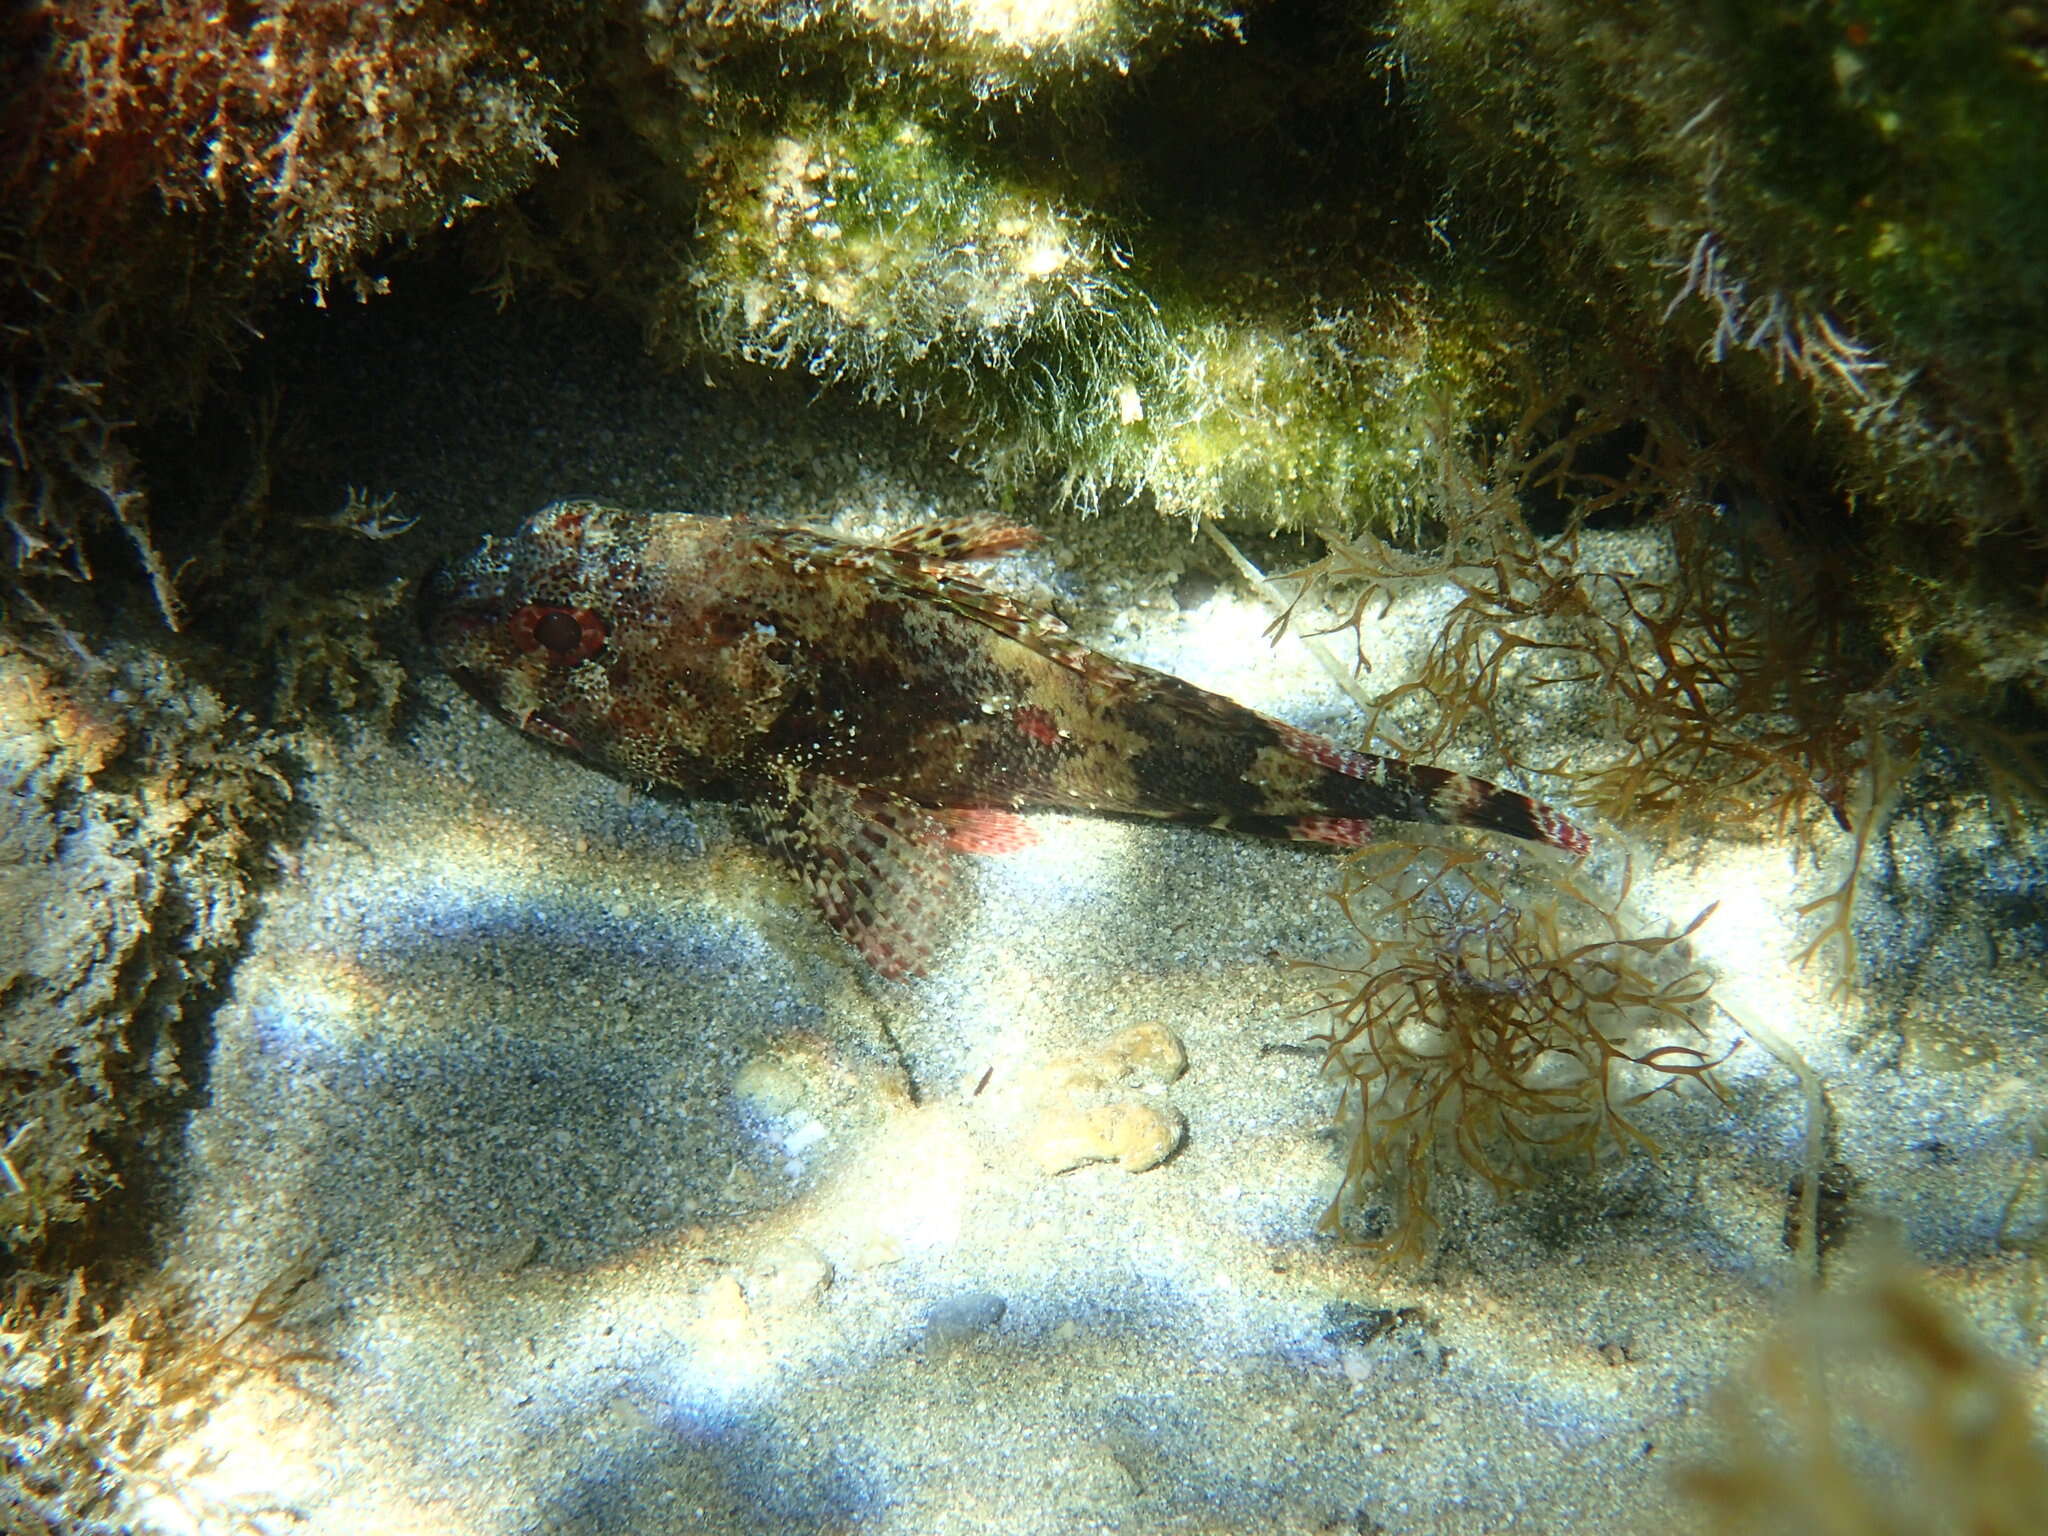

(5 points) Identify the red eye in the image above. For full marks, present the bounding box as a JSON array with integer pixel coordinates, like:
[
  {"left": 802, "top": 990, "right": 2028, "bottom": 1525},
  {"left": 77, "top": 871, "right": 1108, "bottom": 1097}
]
[{"left": 509, "top": 604, "right": 606, "bottom": 665}]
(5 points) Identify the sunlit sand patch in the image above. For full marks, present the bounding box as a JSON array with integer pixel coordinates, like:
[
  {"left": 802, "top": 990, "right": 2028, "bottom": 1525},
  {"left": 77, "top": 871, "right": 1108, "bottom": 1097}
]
[
  {"left": 1118, "top": 588, "right": 1337, "bottom": 723},
  {"left": 1634, "top": 836, "right": 1850, "bottom": 1071}
]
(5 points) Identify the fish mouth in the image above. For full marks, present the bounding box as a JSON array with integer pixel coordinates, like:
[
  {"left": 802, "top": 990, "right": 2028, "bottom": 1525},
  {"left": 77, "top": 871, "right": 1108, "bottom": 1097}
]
[
  {"left": 417, "top": 561, "right": 455, "bottom": 641},
  {"left": 444, "top": 664, "right": 504, "bottom": 712},
  {"left": 418, "top": 557, "right": 507, "bottom": 649}
]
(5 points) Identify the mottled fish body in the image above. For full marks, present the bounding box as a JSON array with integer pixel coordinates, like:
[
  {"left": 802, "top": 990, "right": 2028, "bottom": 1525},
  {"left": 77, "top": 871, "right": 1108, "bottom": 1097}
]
[{"left": 425, "top": 500, "right": 1587, "bottom": 977}]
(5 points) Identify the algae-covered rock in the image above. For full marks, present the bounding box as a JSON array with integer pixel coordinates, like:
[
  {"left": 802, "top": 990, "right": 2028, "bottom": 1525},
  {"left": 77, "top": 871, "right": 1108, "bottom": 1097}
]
[
  {"left": 1388, "top": 0, "right": 2048, "bottom": 699},
  {"left": 0, "top": 639, "right": 286, "bottom": 1255},
  {"left": 610, "top": 3, "right": 1557, "bottom": 528},
  {"left": 641, "top": 0, "right": 1240, "bottom": 103},
  {"left": 1396, "top": 0, "right": 2048, "bottom": 488},
  {"left": 10, "top": 0, "right": 2044, "bottom": 667},
  {"left": 2, "top": 0, "right": 588, "bottom": 625}
]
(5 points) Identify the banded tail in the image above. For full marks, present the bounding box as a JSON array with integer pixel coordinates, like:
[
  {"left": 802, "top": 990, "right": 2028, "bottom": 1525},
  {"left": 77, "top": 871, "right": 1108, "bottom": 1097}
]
[{"left": 1235, "top": 720, "right": 1591, "bottom": 857}]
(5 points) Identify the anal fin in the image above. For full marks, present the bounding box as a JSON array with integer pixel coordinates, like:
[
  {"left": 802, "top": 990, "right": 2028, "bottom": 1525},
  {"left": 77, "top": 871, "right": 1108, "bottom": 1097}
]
[
  {"left": 1283, "top": 813, "right": 1377, "bottom": 848},
  {"left": 931, "top": 807, "right": 1040, "bottom": 854}
]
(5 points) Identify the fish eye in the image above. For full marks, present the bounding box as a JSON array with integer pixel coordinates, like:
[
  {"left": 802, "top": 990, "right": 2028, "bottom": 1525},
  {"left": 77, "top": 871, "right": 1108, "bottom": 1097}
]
[
  {"left": 510, "top": 603, "right": 607, "bottom": 665},
  {"left": 534, "top": 610, "right": 585, "bottom": 653}
]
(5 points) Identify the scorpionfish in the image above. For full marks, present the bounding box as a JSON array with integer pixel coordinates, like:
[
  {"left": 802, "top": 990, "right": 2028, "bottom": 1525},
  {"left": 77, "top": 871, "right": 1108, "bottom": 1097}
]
[{"left": 425, "top": 500, "right": 1588, "bottom": 978}]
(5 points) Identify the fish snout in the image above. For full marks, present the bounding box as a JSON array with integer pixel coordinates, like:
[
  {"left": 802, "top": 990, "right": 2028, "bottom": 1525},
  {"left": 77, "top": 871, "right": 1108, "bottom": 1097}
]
[{"left": 419, "top": 537, "right": 516, "bottom": 649}]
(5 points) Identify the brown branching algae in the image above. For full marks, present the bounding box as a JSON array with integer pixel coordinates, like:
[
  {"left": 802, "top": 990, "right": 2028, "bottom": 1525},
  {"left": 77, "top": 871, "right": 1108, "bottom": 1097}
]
[
  {"left": 0, "top": 1259, "right": 327, "bottom": 1536},
  {"left": 1680, "top": 1260, "right": 2048, "bottom": 1536},
  {"left": 1271, "top": 400, "right": 1889, "bottom": 836},
  {"left": 1306, "top": 839, "right": 1731, "bottom": 1263},
  {"left": 1267, "top": 392, "right": 2042, "bottom": 991}
]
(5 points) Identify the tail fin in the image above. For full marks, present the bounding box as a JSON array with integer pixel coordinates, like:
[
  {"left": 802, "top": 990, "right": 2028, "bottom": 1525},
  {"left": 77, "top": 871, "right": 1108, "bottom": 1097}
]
[
  {"left": 1418, "top": 763, "right": 1592, "bottom": 856},
  {"left": 1264, "top": 721, "right": 1590, "bottom": 855}
]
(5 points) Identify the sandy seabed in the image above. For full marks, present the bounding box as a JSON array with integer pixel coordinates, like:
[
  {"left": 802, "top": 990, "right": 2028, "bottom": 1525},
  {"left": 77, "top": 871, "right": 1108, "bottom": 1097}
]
[{"left": 139, "top": 287, "right": 2048, "bottom": 1536}]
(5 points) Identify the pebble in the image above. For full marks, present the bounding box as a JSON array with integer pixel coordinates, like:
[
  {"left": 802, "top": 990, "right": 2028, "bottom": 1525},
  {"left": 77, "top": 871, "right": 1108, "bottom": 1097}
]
[
  {"left": 733, "top": 1054, "right": 808, "bottom": 1116},
  {"left": 1319, "top": 1301, "right": 1420, "bottom": 1347},
  {"left": 1098, "top": 1022, "right": 1188, "bottom": 1086},
  {"left": 748, "top": 1239, "right": 835, "bottom": 1309},
  {"left": 1028, "top": 1102, "right": 1186, "bottom": 1174},
  {"left": 1013, "top": 1023, "right": 1191, "bottom": 1175},
  {"left": 923, "top": 1291, "right": 1007, "bottom": 1354},
  {"left": 1037, "top": 1022, "right": 1189, "bottom": 1095},
  {"left": 693, "top": 1273, "right": 755, "bottom": 1347},
  {"left": 482, "top": 1233, "right": 540, "bottom": 1277}
]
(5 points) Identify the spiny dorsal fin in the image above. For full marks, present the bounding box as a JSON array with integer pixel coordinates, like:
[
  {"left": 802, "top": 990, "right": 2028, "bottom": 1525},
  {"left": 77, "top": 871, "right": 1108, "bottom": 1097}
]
[
  {"left": 770, "top": 523, "right": 1128, "bottom": 683},
  {"left": 878, "top": 517, "right": 1040, "bottom": 562},
  {"left": 836, "top": 541, "right": 1161, "bottom": 693}
]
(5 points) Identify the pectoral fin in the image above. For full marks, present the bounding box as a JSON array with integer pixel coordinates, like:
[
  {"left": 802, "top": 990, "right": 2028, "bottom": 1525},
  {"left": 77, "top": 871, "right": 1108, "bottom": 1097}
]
[{"left": 753, "top": 775, "right": 958, "bottom": 980}]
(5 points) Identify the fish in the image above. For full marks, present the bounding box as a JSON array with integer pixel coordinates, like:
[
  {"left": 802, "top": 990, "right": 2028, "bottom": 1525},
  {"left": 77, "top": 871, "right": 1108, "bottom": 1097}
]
[{"left": 423, "top": 500, "right": 1589, "bottom": 978}]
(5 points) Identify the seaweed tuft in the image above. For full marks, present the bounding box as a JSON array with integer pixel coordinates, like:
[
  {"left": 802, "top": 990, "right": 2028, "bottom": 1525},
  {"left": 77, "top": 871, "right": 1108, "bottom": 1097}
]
[
  {"left": 1273, "top": 397, "right": 1890, "bottom": 838},
  {"left": 1267, "top": 392, "right": 2047, "bottom": 992},
  {"left": 1, "top": 0, "right": 586, "bottom": 623},
  {"left": 1305, "top": 838, "right": 1731, "bottom": 1264},
  {"left": 0, "top": 1259, "right": 328, "bottom": 1536},
  {"left": 1680, "top": 1259, "right": 2048, "bottom": 1535}
]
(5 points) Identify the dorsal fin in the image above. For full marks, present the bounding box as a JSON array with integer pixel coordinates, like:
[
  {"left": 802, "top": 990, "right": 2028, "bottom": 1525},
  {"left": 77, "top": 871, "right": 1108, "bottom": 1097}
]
[
  {"left": 877, "top": 517, "right": 1040, "bottom": 562},
  {"left": 816, "top": 537, "right": 1157, "bottom": 692},
  {"left": 762, "top": 521, "right": 1124, "bottom": 680}
]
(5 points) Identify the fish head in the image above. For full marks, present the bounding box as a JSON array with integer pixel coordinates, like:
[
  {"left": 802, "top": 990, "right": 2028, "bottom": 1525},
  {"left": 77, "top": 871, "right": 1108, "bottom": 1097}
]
[{"left": 421, "top": 498, "right": 634, "bottom": 758}]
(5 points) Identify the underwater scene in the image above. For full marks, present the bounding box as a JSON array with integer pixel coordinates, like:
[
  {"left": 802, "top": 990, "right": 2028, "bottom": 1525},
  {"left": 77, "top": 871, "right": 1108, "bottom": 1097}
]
[{"left": 3, "top": 3, "right": 2047, "bottom": 1532}]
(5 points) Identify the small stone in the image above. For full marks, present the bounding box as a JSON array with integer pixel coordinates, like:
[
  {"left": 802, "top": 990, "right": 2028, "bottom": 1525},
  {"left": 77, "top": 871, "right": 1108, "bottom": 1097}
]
[
  {"left": 696, "top": 1274, "right": 753, "bottom": 1340},
  {"left": 851, "top": 1231, "right": 902, "bottom": 1270},
  {"left": 1104, "top": 1102, "right": 1184, "bottom": 1171},
  {"left": 1319, "top": 1302, "right": 1412, "bottom": 1347},
  {"left": 1028, "top": 1102, "right": 1185, "bottom": 1174},
  {"left": 923, "top": 1291, "right": 1006, "bottom": 1354},
  {"left": 1100, "top": 1022, "right": 1187, "bottom": 1086},
  {"left": 483, "top": 1233, "right": 539, "bottom": 1277},
  {"left": 733, "top": 1054, "right": 807, "bottom": 1116},
  {"left": 749, "top": 1240, "right": 834, "bottom": 1309},
  {"left": 1033, "top": 1022, "right": 1188, "bottom": 1097}
]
